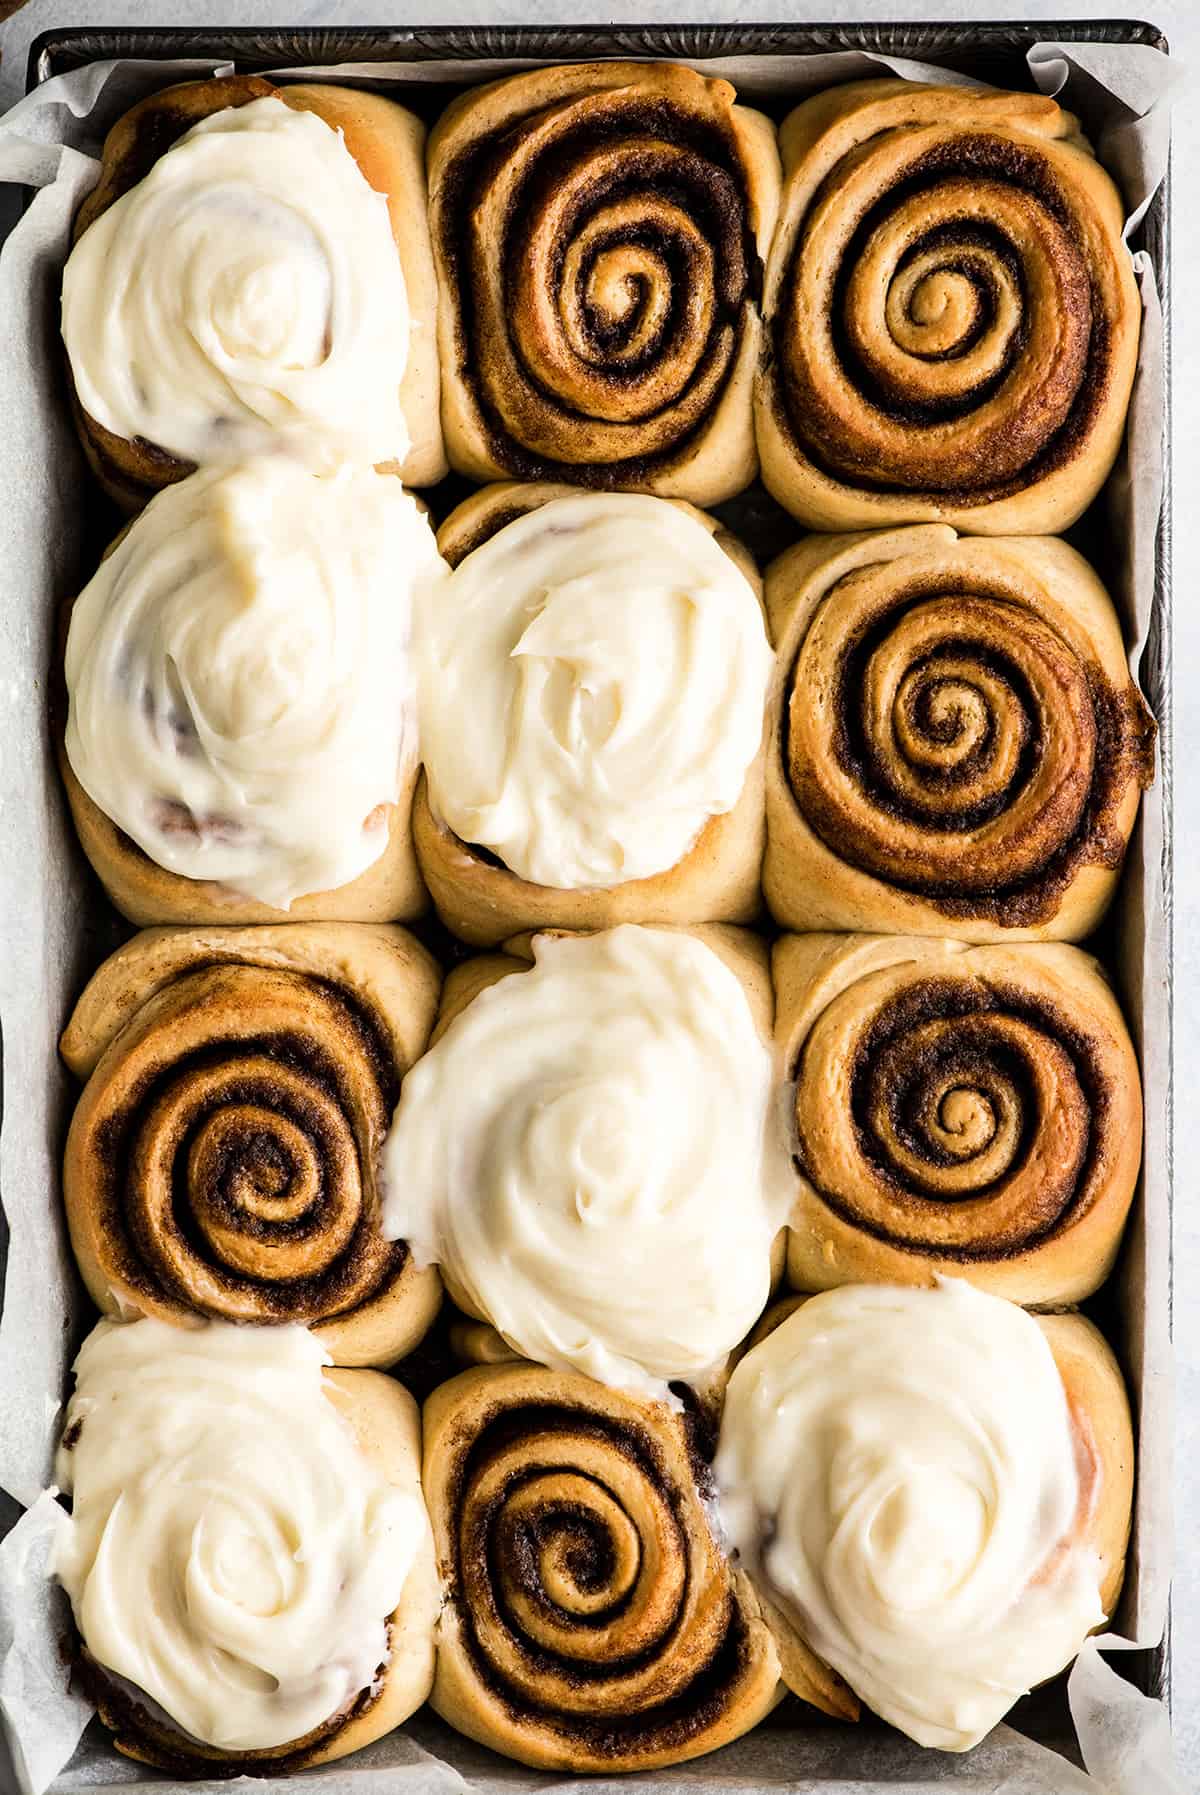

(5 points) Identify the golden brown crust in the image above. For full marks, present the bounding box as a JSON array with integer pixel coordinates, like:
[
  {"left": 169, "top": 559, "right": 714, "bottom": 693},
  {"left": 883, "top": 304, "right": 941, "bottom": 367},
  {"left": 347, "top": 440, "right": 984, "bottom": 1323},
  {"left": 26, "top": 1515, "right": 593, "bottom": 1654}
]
[
  {"left": 763, "top": 528, "right": 1155, "bottom": 941},
  {"left": 422, "top": 1359, "right": 790, "bottom": 1771},
  {"left": 414, "top": 482, "right": 767, "bottom": 946},
  {"left": 67, "top": 77, "right": 444, "bottom": 510},
  {"left": 59, "top": 737, "right": 427, "bottom": 927},
  {"left": 756, "top": 80, "right": 1141, "bottom": 533},
  {"left": 80, "top": 1372, "right": 438, "bottom": 1773},
  {"left": 60, "top": 923, "right": 443, "bottom": 1366},
  {"left": 428, "top": 62, "right": 781, "bottom": 505},
  {"left": 775, "top": 933, "right": 1143, "bottom": 1306},
  {"left": 1037, "top": 1312, "right": 1134, "bottom": 1621}
]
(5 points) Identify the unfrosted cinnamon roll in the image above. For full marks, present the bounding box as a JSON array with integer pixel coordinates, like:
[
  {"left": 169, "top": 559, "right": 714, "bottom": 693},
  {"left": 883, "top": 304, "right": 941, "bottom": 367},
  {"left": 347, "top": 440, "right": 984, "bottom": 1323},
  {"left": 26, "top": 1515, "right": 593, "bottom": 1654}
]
[
  {"left": 60, "top": 923, "right": 442, "bottom": 1365},
  {"left": 764, "top": 528, "right": 1155, "bottom": 940},
  {"left": 422, "top": 1359, "right": 798, "bottom": 1772},
  {"left": 63, "top": 77, "right": 444, "bottom": 508},
  {"left": 428, "top": 62, "right": 781, "bottom": 505},
  {"left": 382, "top": 924, "right": 792, "bottom": 1396},
  {"left": 54, "top": 1316, "right": 438, "bottom": 1773},
  {"left": 775, "top": 933, "right": 1142, "bottom": 1305},
  {"left": 413, "top": 484, "right": 771, "bottom": 945},
  {"left": 59, "top": 456, "right": 445, "bottom": 925},
  {"left": 757, "top": 81, "right": 1140, "bottom": 533},
  {"left": 716, "top": 1282, "right": 1133, "bottom": 1750}
]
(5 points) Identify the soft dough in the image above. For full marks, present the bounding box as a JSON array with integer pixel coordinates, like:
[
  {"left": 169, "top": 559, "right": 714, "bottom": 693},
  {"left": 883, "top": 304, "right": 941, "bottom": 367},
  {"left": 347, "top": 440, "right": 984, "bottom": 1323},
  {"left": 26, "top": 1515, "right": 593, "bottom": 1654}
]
[
  {"left": 54, "top": 1317, "right": 439, "bottom": 1772},
  {"left": 61, "top": 922, "right": 443, "bottom": 1366},
  {"left": 763, "top": 528, "right": 1155, "bottom": 941},
  {"left": 774, "top": 932, "right": 1143, "bottom": 1305},
  {"left": 61, "top": 457, "right": 445, "bottom": 923},
  {"left": 756, "top": 81, "right": 1140, "bottom": 533},
  {"left": 414, "top": 484, "right": 771, "bottom": 943},
  {"left": 716, "top": 1282, "right": 1133, "bottom": 1750},
  {"left": 422, "top": 1358, "right": 795, "bottom": 1771},
  {"left": 63, "top": 77, "right": 445, "bottom": 507},
  {"left": 382, "top": 924, "right": 792, "bottom": 1395},
  {"left": 428, "top": 62, "right": 781, "bottom": 505}
]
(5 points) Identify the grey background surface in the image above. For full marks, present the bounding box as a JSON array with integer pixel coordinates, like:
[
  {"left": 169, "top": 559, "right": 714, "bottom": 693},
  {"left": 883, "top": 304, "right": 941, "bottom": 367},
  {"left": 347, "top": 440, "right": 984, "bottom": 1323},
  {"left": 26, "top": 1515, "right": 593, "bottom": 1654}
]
[{"left": 0, "top": 0, "right": 1194, "bottom": 1781}]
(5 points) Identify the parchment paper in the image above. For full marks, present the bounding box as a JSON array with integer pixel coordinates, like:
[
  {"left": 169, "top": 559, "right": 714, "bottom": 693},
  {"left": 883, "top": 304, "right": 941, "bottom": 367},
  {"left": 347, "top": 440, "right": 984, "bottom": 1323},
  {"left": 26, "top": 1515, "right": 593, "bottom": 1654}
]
[{"left": 0, "top": 36, "right": 1180, "bottom": 1795}]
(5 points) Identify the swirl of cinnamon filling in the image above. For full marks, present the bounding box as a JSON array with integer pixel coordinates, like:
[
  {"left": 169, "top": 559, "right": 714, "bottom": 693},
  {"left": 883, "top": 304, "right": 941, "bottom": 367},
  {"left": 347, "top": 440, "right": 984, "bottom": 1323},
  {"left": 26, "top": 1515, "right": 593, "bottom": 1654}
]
[
  {"left": 428, "top": 61, "right": 781, "bottom": 505},
  {"left": 774, "top": 933, "right": 1143, "bottom": 1306},
  {"left": 757, "top": 81, "right": 1141, "bottom": 534},
  {"left": 421, "top": 1359, "right": 809, "bottom": 1773},
  {"left": 60, "top": 923, "right": 442, "bottom": 1365},
  {"left": 764, "top": 529, "right": 1155, "bottom": 941}
]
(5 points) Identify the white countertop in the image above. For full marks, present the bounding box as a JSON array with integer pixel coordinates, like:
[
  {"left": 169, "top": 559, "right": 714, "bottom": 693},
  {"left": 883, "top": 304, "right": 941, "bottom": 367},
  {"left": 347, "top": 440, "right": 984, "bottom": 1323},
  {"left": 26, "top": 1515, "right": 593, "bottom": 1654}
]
[{"left": 0, "top": 0, "right": 1193, "bottom": 1779}]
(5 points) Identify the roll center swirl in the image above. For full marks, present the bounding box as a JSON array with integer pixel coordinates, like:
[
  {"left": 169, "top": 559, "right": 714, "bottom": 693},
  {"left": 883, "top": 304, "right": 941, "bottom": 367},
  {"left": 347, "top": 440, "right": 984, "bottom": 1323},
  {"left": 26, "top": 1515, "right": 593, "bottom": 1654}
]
[
  {"left": 783, "top": 136, "right": 1097, "bottom": 493},
  {"left": 187, "top": 1105, "right": 324, "bottom": 1221},
  {"left": 69, "top": 962, "right": 412, "bottom": 1329},
  {"left": 792, "top": 968, "right": 1107, "bottom": 1256},
  {"left": 785, "top": 568, "right": 1120, "bottom": 913},
  {"left": 431, "top": 63, "right": 769, "bottom": 483}
]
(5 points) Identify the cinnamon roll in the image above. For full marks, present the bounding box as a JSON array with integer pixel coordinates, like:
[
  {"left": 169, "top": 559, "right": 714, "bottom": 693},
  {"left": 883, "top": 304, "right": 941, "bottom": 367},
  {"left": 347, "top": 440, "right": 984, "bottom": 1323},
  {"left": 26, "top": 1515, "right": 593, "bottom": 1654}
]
[
  {"left": 775, "top": 933, "right": 1143, "bottom": 1305},
  {"left": 716, "top": 1282, "right": 1133, "bottom": 1750},
  {"left": 60, "top": 456, "right": 446, "bottom": 925},
  {"left": 63, "top": 77, "right": 445, "bottom": 509},
  {"left": 60, "top": 923, "right": 442, "bottom": 1365},
  {"left": 757, "top": 81, "right": 1140, "bottom": 533},
  {"left": 422, "top": 1359, "right": 801, "bottom": 1772},
  {"left": 428, "top": 62, "right": 781, "bottom": 504},
  {"left": 382, "top": 924, "right": 792, "bottom": 1396},
  {"left": 54, "top": 1316, "right": 438, "bottom": 1772},
  {"left": 413, "top": 484, "right": 771, "bottom": 945},
  {"left": 764, "top": 528, "right": 1155, "bottom": 940}
]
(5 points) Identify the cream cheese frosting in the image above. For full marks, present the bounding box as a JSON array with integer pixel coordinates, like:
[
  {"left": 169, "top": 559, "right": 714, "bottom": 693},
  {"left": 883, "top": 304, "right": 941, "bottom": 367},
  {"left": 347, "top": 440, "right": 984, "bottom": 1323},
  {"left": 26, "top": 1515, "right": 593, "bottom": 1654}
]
[
  {"left": 415, "top": 494, "right": 773, "bottom": 889},
  {"left": 62, "top": 96, "right": 410, "bottom": 469},
  {"left": 53, "top": 1318, "right": 425, "bottom": 1753},
  {"left": 715, "top": 1280, "right": 1105, "bottom": 1751},
  {"left": 64, "top": 456, "right": 445, "bottom": 908},
  {"left": 381, "top": 925, "right": 792, "bottom": 1395}
]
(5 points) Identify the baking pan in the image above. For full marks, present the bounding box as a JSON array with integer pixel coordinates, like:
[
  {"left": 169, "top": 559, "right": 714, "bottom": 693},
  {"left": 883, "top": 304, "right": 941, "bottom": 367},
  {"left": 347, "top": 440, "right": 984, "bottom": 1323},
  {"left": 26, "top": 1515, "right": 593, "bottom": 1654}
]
[{"left": 3, "top": 16, "right": 1174, "bottom": 1787}]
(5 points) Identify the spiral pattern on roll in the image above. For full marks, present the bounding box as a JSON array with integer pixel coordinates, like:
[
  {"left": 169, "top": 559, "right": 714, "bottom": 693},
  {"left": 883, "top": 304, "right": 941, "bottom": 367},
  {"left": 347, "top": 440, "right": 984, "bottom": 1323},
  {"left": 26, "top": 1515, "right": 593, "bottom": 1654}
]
[
  {"left": 759, "top": 83, "right": 1140, "bottom": 530},
  {"left": 429, "top": 62, "right": 777, "bottom": 497},
  {"left": 780, "top": 542, "right": 1155, "bottom": 932},
  {"left": 423, "top": 1362, "right": 782, "bottom": 1772},
  {"left": 784, "top": 940, "right": 1142, "bottom": 1294},
  {"left": 65, "top": 962, "right": 409, "bottom": 1331}
]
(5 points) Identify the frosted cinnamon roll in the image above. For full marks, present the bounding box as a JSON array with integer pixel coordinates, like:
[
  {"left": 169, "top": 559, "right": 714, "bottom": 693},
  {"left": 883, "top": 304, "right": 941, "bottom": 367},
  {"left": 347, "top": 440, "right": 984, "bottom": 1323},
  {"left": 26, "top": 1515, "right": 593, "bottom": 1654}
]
[
  {"left": 413, "top": 485, "right": 771, "bottom": 945},
  {"left": 775, "top": 933, "right": 1142, "bottom": 1305},
  {"left": 60, "top": 923, "right": 441, "bottom": 1366},
  {"left": 764, "top": 529, "right": 1155, "bottom": 940},
  {"left": 54, "top": 1317, "right": 438, "bottom": 1772},
  {"left": 757, "top": 81, "right": 1140, "bottom": 533},
  {"left": 423, "top": 1359, "right": 797, "bottom": 1771},
  {"left": 63, "top": 77, "right": 444, "bottom": 508},
  {"left": 60, "top": 456, "right": 445, "bottom": 925},
  {"left": 716, "top": 1282, "right": 1133, "bottom": 1750},
  {"left": 429, "top": 62, "right": 781, "bottom": 505},
  {"left": 382, "top": 925, "right": 792, "bottom": 1396}
]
